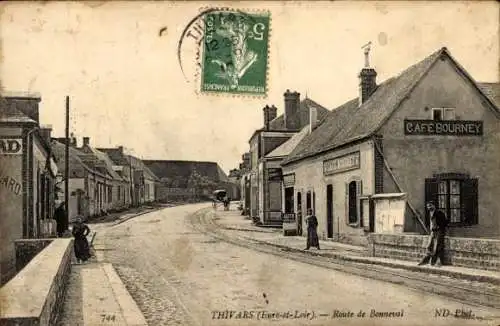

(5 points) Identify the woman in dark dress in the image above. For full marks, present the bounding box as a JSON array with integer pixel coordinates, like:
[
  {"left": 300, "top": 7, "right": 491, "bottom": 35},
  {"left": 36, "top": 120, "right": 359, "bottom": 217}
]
[
  {"left": 72, "top": 216, "right": 91, "bottom": 263},
  {"left": 305, "top": 209, "right": 320, "bottom": 250}
]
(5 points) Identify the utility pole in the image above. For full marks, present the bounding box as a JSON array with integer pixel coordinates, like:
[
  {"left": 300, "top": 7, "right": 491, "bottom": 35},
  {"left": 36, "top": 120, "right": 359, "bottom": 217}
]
[{"left": 65, "top": 96, "right": 70, "bottom": 232}]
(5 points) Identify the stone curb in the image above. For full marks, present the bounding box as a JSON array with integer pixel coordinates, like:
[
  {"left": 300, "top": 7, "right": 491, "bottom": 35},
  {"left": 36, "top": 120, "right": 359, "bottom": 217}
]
[
  {"left": 102, "top": 264, "right": 148, "bottom": 326},
  {"left": 245, "top": 236, "right": 500, "bottom": 285}
]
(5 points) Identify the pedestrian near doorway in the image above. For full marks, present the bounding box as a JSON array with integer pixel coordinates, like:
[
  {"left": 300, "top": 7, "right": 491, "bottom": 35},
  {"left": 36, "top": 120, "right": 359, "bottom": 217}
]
[
  {"left": 304, "top": 208, "right": 320, "bottom": 250},
  {"left": 53, "top": 201, "right": 66, "bottom": 237},
  {"left": 418, "top": 201, "right": 449, "bottom": 267},
  {"left": 72, "top": 216, "right": 91, "bottom": 264}
]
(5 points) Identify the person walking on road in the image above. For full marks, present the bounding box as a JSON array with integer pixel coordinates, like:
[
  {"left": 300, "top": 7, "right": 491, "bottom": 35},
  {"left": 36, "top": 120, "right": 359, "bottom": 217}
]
[
  {"left": 304, "top": 208, "right": 320, "bottom": 250},
  {"left": 53, "top": 201, "right": 66, "bottom": 237},
  {"left": 72, "top": 216, "right": 91, "bottom": 264},
  {"left": 418, "top": 201, "right": 449, "bottom": 267}
]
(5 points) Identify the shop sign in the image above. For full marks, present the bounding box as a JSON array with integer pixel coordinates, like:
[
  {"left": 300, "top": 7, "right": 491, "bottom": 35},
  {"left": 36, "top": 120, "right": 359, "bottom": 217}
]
[
  {"left": 404, "top": 120, "right": 483, "bottom": 136},
  {"left": 268, "top": 168, "right": 282, "bottom": 181},
  {"left": 323, "top": 151, "right": 360, "bottom": 175},
  {"left": 283, "top": 173, "right": 295, "bottom": 187},
  {"left": 0, "top": 138, "right": 22, "bottom": 155}
]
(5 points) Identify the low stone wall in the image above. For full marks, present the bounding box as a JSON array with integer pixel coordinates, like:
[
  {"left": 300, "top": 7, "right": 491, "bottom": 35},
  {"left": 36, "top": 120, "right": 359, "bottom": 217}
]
[
  {"left": 368, "top": 233, "right": 500, "bottom": 271},
  {"left": 0, "top": 239, "right": 73, "bottom": 326},
  {"left": 14, "top": 239, "right": 53, "bottom": 272}
]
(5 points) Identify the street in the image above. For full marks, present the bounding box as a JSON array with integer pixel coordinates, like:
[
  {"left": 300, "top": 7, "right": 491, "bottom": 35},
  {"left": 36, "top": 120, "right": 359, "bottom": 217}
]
[{"left": 92, "top": 204, "right": 500, "bottom": 326}]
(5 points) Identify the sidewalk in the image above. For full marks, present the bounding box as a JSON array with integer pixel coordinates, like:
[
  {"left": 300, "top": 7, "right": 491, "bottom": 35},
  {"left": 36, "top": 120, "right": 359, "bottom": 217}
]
[
  {"left": 58, "top": 215, "right": 148, "bottom": 325},
  {"left": 212, "top": 209, "right": 500, "bottom": 285}
]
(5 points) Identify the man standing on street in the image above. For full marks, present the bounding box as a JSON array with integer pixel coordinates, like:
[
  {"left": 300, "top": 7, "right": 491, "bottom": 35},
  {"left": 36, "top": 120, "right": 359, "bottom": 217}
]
[{"left": 418, "top": 201, "right": 449, "bottom": 266}]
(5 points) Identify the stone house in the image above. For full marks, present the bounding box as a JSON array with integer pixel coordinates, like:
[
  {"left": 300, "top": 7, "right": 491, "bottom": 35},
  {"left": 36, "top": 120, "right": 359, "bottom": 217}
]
[
  {"left": 80, "top": 137, "right": 130, "bottom": 211},
  {"left": 0, "top": 92, "right": 58, "bottom": 284},
  {"left": 247, "top": 91, "right": 329, "bottom": 225},
  {"left": 281, "top": 47, "right": 500, "bottom": 246}
]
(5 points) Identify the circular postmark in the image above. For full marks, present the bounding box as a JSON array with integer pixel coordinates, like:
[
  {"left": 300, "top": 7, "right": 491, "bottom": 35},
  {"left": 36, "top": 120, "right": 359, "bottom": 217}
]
[{"left": 177, "top": 7, "right": 270, "bottom": 97}]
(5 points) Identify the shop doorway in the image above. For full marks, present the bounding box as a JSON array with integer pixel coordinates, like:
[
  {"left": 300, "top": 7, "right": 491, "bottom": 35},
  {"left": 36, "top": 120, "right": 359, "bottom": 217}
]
[
  {"left": 297, "top": 192, "right": 302, "bottom": 236},
  {"left": 326, "top": 184, "right": 333, "bottom": 238}
]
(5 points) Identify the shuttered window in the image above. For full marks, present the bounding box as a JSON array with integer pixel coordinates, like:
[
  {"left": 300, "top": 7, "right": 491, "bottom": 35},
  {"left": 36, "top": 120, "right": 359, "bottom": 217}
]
[{"left": 425, "top": 176, "right": 478, "bottom": 226}]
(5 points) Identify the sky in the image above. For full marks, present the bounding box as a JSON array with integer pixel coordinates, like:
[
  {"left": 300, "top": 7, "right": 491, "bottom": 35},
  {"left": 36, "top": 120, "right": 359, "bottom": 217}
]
[{"left": 0, "top": 1, "right": 498, "bottom": 174}]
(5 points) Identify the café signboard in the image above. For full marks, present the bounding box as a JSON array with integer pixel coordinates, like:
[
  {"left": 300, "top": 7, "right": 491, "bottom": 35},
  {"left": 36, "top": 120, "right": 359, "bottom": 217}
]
[
  {"left": 324, "top": 151, "right": 360, "bottom": 175},
  {"left": 0, "top": 138, "right": 22, "bottom": 155},
  {"left": 404, "top": 120, "right": 483, "bottom": 136}
]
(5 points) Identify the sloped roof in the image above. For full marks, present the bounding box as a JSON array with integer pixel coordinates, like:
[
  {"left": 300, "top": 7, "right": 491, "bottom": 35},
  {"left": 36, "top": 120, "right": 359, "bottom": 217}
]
[
  {"left": 98, "top": 148, "right": 129, "bottom": 166},
  {"left": 283, "top": 47, "right": 470, "bottom": 165},
  {"left": 268, "top": 97, "right": 330, "bottom": 131},
  {"left": 83, "top": 146, "right": 124, "bottom": 181},
  {"left": 478, "top": 83, "right": 500, "bottom": 109},
  {"left": 143, "top": 160, "right": 229, "bottom": 187},
  {"left": 266, "top": 125, "right": 311, "bottom": 158},
  {"left": 51, "top": 140, "right": 105, "bottom": 178}
]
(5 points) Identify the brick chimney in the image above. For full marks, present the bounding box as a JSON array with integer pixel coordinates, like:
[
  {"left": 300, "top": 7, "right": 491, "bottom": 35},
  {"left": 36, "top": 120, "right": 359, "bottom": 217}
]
[
  {"left": 83, "top": 137, "right": 90, "bottom": 147},
  {"left": 359, "top": 42, "right": 377, "bottom": 105},
  {"left": 284, "top": 90, "right": 300, "bottom": 130},
  {"left": 263, "top": 105, "right": 278, "bottom": 130}
]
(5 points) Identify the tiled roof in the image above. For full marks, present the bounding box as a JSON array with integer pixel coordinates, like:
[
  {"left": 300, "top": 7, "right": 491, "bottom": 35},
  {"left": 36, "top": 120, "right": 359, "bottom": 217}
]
[
  {"left": 478, "top": 83, "right": 500, "bottom": 109},
  {"left": 266, "top": 125, "right": 310, "bottom": 158},
  {"left": 282, "top": 47, "right": 448, "bottom": 165}
]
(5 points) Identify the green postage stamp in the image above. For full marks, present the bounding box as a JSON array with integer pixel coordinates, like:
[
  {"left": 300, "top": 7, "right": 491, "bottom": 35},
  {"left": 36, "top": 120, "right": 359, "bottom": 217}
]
[{"left": 201, "top": 10, "right": 270, "bottom": 96}]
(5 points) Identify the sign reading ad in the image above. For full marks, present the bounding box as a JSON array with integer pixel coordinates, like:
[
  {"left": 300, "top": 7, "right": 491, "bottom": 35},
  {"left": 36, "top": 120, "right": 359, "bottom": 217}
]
[
  {"left": 404, "top": 120, "right": 483, "bottom": 136},
  {"left": 324, "top": 151, "right": 360, "bottom": 175},
  {"left": 0, "top": 138, "right": 23, "bottom": 155}
]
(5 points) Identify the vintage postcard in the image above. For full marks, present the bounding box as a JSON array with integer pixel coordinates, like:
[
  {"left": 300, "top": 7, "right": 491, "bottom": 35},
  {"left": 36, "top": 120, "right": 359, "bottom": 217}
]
[{"left": 0, "top": 1, "right": 499, "bottom": 326}]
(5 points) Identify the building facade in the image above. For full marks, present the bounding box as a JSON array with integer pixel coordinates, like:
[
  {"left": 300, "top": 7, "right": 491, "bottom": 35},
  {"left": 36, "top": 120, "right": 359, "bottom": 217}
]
[
  {"left": 0, "top": 93, "right": 58, "bottom": 284},
  {"left": 281, "top": 47, "right": 500, "bottom": 244},
  {"left": 247, "top": 91, "right": 329, "bottom": 225},
  {"left": 52, "top": 138, "right": 110, "bottom": 221}
]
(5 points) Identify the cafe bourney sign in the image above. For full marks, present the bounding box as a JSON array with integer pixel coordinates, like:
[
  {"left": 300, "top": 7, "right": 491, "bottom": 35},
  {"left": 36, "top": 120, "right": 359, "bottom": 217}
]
[
  {"left": 0, "top": 138, "right": 22, "bottom": 155},
  {"left": 404, "top": 120, "right": 483, "bottom": 136}
]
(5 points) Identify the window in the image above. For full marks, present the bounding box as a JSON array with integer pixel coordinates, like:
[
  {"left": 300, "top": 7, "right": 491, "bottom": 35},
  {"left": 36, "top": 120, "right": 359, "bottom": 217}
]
[
  {"left": 425, "top": 175, "right": 478, "bottom": 226},
  {"left": 306, "top": 191, "right": 312, "bottom": 212},
  {"left": 432, "top": 108, "right": 455, "bottom": 121}
]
